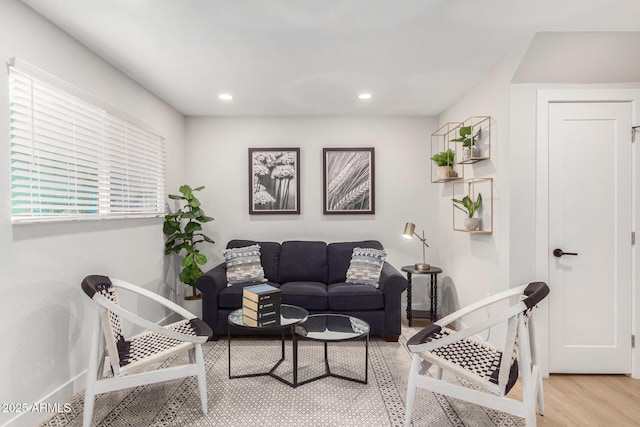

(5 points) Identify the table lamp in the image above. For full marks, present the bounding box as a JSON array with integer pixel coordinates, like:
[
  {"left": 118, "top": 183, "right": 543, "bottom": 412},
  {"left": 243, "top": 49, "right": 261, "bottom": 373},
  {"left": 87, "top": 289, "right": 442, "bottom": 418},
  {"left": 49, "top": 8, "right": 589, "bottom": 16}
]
[{"left": 402, "top": 222, "right": 430, "bottom": 271}]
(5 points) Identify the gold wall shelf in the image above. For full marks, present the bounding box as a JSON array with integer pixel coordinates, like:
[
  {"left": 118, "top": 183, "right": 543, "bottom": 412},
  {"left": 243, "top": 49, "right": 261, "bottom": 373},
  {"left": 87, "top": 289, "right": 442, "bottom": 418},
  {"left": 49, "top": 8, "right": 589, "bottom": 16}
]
[
  {"left": 452, "top": 178, "right": 493, "bottom": 234},
  {"left": 430, "top": 122, "right": 463, "bottom": 183},
  {"left": 453, "top": 116, "right": 492, "bottom": 165}
]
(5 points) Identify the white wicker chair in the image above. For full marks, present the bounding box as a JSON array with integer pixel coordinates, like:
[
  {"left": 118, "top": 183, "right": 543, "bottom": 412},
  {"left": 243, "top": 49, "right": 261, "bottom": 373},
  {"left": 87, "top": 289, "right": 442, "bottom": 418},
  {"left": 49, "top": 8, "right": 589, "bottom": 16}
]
[
  {"left": 81, "top": 275, "right": 213, "bottom": 427},
  {"left": 404, "top": 281, "right": 549, "bottom": 427}
]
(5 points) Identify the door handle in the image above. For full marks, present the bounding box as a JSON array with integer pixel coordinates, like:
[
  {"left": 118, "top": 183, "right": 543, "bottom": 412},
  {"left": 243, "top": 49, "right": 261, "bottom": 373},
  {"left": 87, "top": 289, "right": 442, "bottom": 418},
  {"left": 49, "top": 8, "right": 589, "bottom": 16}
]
[{"left": 553, "top": 248, "right": 578, "bottom": 258}]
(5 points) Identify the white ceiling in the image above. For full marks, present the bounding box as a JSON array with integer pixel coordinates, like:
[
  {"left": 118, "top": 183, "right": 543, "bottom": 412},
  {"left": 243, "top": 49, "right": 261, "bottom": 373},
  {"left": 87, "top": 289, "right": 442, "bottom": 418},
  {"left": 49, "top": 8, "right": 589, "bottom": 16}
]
[{"left": 19, "top": 0, "right": 640, "bottom": 116}]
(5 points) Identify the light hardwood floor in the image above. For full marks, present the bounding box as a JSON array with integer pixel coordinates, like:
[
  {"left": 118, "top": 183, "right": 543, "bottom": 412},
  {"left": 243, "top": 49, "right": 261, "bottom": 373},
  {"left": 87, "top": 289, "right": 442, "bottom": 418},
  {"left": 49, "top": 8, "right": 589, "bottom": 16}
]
[
  {"left": 403, "top": 315, "right": 640, "bottom": 426},
  {"left": 509, "top": 374, "right": 640, "bottom": 426}
]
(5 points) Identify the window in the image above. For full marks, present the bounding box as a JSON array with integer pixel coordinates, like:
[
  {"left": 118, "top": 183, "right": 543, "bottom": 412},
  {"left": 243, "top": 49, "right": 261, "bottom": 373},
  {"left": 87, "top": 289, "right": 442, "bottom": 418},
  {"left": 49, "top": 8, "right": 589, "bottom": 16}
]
[{"left": 8, "top": 58, "right": 166, "bottom": 223}]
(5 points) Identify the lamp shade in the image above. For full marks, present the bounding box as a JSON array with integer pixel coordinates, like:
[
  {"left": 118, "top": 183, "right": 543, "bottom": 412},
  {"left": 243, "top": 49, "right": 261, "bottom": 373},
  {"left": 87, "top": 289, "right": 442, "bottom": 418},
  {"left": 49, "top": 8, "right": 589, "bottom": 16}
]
[{"left": 402, "top": 222, "right": 415, "bottom": 239}]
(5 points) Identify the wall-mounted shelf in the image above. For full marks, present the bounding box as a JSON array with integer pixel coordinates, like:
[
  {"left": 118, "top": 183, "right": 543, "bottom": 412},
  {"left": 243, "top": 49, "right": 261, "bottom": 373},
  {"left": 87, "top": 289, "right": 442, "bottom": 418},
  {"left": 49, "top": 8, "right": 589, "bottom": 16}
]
[
  {"left": 453, "top": 116, "right": 492, "bottom": 165},
  {"left": 452, "top": 178, "right": 493, "bottom": 234},
  {"left": 430, "top": 122, "right": 463, "bottom": 183}
]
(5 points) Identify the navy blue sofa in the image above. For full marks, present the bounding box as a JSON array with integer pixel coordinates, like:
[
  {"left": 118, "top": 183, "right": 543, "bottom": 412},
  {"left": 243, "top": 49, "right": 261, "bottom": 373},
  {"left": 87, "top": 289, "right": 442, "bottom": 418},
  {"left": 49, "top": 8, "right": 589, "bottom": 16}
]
[{"left": 196, "top": 239, "right": 408, "bottom": 342}]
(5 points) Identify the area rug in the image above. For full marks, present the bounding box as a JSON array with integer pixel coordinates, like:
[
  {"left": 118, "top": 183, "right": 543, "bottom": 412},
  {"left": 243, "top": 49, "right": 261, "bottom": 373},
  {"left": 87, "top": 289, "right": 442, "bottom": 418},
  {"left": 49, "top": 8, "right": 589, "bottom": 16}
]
[{"left": 40, "top": 327, "right": 524, "bottom": 426}]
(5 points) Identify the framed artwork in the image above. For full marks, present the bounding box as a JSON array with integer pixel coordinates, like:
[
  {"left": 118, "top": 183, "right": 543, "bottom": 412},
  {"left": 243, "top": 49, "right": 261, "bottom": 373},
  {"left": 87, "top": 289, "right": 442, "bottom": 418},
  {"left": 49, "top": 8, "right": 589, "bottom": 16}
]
[
  {"left": 249, "top": 148, "right": 300, "bottom": 214},
  {"left": 323, "top": 147, "right": 375, "bottom": 214}
]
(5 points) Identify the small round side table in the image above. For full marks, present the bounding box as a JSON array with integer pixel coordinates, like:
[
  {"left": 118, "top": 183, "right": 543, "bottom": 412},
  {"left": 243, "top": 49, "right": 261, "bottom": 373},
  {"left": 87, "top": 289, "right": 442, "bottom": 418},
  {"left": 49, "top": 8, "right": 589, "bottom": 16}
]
[{"left": 401, "top": 265, "right": 443, "bottom": 326}]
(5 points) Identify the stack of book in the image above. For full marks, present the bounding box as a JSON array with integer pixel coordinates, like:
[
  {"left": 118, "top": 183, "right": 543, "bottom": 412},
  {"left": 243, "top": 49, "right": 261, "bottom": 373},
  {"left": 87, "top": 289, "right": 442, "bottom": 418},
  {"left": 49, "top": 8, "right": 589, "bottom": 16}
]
[{"left": 242, "top": 284, "right": 282, "bottom": 327}]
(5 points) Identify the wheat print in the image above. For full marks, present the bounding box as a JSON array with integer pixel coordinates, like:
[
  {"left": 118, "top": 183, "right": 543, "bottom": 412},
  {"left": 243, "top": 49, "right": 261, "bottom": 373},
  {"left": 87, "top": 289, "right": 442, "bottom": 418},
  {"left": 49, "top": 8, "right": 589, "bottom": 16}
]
[{"left": 324, "top": 149, "right": 374, "bottom": 213}]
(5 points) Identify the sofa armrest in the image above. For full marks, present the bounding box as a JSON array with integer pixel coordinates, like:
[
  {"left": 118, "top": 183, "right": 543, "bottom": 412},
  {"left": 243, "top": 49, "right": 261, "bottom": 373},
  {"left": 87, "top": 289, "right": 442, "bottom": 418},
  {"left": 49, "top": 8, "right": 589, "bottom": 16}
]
[
  {"left": 379, "top": 262, "right": 408, "bottom": 295},
  {"left": 379, "top": 262, "right": 408, "bottom": 337},
  {"left": 195, "top": 262, "right": 227, "bottom": 333}
]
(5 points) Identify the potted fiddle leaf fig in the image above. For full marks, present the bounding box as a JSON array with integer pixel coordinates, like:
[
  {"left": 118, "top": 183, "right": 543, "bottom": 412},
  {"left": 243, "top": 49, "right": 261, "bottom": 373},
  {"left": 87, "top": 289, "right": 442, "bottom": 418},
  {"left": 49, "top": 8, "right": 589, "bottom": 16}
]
[
  {"left": 431, "top": 149, "right": 457, "bottom": 180},
  {"left": 163, "top": 184, "right": 214, "bottom": 299},
  {"left": 452, "top": 193, "right": 482, "bottom": 231},
  {"left": 451, "top": 125, "right": 481, "bottom": 161}
]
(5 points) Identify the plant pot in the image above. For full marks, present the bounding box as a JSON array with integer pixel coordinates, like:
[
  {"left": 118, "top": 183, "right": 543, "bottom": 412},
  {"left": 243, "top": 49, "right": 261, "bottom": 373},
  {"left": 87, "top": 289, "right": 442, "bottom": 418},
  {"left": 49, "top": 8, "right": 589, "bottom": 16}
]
[
  {"left": 182, "top": 293, "right": 203, "bottom": 318},
  {"left": 464, "top": 217, "right": 480, "bottom": 231},
  {"left": 463, "top": 146, "right": 479, "bottom": 161},
  {"left": 437, "top": 166, "right": 457, "bottom": 180}
]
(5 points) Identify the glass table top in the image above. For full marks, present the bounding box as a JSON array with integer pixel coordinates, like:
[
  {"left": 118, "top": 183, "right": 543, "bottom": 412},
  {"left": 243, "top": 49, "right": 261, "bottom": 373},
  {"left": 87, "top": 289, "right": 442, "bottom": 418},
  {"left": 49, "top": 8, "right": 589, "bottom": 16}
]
[{"left": 295, "top": 314, "right": 370, "bottom": 341}]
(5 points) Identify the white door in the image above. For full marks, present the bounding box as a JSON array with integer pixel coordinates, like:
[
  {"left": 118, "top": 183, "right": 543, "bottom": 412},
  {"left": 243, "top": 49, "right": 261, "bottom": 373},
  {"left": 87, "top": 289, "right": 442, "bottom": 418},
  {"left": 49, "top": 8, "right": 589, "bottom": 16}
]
[{"left": 548, "top": 102, "right": 632, "bottom": 373}]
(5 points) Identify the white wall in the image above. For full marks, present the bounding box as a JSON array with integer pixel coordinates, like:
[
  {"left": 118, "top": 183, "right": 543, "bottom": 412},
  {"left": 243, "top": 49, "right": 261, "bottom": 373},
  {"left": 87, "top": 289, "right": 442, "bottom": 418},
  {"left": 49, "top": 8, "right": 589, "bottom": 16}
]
[
  {"left": 513, "top": 32, "right": 640, "bottom": 84},
  {"left": 183, "top": 116, "right": 439, "bottom": 309},
  {"left": 435, "top": 48, "right": 526, "bottom": 333},
  {"left": 0, "top": 2, "right": 185, "bottom": 425}
]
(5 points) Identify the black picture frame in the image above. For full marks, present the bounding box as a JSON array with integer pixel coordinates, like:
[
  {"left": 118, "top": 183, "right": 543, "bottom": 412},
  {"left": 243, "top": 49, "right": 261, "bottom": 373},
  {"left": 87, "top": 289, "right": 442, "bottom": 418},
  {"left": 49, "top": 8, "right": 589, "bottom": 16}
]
[
  {"left": 323, "top": 147, "right": 375, "bottom": 214},
  {"left": 249, "top": 148, "right": 300, "bottom": 214}
]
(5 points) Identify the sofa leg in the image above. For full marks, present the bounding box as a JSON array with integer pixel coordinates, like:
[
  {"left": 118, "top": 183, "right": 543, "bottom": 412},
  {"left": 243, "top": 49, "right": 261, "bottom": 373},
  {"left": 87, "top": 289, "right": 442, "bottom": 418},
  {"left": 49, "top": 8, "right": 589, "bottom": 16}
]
[{"left": 383, "top": 335, "right": 399, "bottom": 342}]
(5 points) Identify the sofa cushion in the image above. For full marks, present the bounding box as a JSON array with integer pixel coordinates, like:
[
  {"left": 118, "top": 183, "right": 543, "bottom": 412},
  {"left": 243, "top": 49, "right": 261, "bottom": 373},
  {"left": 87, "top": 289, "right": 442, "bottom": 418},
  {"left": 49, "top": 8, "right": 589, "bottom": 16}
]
[
  {"left": 278, "top": 241, "right": 328, "bottom": 283},
  {"left": 327, "top": 283, "right": 384, "bottom": 311},
  {"left": 345, "top": 247, "right": 387, "bottom": 287},
  {"left": 279, "top": 281, "right": 328, "bottom": 310},
  {"left": 227, "top": 240, "right": 281, "bottom": 282},
  {"left": 219, "top": 281, "right": 281, "bottom": 309},
  {"left": 327, "top": 240, "right": 384, "bottom": 284},
  {"left": 223, "top": 244, "right": 268, "bottom": 285}
]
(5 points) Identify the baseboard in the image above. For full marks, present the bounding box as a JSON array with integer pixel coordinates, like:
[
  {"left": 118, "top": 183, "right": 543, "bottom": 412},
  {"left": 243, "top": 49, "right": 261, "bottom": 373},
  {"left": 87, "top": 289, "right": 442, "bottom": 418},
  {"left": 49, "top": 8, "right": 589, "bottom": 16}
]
[
  {"left": 2, "top": 313, "right": 180, "bottom": 427},
  {"left": 401, "top": 303, "right": 430, "bottom": 312}
]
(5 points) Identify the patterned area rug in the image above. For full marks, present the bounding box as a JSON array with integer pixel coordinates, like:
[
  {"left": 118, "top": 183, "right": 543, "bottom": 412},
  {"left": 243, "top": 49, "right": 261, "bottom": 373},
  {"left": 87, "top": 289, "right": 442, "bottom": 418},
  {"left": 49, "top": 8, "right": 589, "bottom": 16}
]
[{"left": 40, "top": 327, "right": 524, "bottom": 426}]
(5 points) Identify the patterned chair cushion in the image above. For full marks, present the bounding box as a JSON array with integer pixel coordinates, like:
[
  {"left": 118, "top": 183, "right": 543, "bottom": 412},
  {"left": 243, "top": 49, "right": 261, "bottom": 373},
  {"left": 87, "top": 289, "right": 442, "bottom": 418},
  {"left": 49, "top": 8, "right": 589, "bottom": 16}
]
[
  {"left": 345, "top": 247, "right": 387, "bottom": 287},
  {"left": 422, "top": 327, "right": 519, "bottom": 394},
  {"left": 223, "top": 244, "right": 268, "bottom": 286}
]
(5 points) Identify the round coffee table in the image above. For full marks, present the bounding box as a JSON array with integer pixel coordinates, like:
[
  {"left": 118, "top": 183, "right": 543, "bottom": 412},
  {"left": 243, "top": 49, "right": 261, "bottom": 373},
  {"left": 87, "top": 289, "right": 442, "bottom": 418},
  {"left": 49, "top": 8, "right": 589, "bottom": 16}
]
[
  {"left": 294, "top": 313, "right": 370, "bottom": 386},
  {"left": 227, "top": 304, "right": 308, "bottom": 387}
]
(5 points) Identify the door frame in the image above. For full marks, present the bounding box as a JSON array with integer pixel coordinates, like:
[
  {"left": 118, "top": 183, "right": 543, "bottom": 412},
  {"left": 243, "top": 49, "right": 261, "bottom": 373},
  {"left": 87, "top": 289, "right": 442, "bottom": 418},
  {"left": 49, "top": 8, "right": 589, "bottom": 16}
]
[{"left": 535, "top": 89, "right": 640, "bottom": 378}]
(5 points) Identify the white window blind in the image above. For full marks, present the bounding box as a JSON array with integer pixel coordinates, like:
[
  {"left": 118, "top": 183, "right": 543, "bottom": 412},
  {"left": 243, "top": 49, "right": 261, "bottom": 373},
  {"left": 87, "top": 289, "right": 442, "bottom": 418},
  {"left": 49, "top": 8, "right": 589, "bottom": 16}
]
[{"left": 8, "top": 59, "right": 166, "bottom": 223}]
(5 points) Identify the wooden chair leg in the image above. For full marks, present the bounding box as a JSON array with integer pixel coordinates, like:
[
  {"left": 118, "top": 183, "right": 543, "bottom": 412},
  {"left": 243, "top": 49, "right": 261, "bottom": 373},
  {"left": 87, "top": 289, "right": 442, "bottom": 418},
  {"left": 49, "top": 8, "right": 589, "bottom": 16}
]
[
  {"left": 535, "top": 366, "right": 544, "bottom": 416},
  {"left": 404, "top": 354, "right": 421, "bottom": 427},
  {"left": 83, "top": 312, "right": 101, "bottom": 427},
  {"left": 435, "top": 366, "right": 443, "bottom": 380},
  {"left": 195, "top": 344, "right": 208, "bottom": 414}
]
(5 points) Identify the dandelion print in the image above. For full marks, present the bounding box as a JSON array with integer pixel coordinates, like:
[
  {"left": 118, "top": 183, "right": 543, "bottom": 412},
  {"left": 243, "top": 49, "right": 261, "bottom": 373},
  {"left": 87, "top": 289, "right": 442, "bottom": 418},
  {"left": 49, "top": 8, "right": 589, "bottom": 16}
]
[{"left": 249, "top": 148, "right": 300, "bottom": 214}]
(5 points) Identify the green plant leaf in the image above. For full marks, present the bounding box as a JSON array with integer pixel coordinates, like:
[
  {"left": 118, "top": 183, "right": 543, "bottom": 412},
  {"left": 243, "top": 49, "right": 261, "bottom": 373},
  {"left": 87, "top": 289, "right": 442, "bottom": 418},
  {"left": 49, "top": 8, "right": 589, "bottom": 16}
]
[
  {"left": 168, "top": 194, "right": 185, "bottom": 200},
  {"left": 201, "top": 234, "right": 215, "bottom": 243},
  {"left": 431, "top": 149, "right": 455, "bottom": 167},
  {"left": 180, "top": 263, "right": 203, "bottom": 286},
  {"left": 188, "top": 195, "right": 201, "bottom": 208},
  {"left": 452, "top": 193, "right": 482, "bottom": 218},
  {"left": 185, "top": 222, "right": 202, "bottom": 234},
  {"left": 179, "top": 184, "right": 193, "bottom": 199},
  {"left": 195, "top": 253, "right": 207, "bottom": 265},
  {"left": 182, "top": 254, "right": 195, "bottom": 267},
  {"left": 163, "top": 221, "right": 180, "bottom": 235},
  {"left": 198, "top": 214, "right": 214, "bottom": 222},
  {"left": 193, "top": 185, "right": 205, "bottom": 192}
]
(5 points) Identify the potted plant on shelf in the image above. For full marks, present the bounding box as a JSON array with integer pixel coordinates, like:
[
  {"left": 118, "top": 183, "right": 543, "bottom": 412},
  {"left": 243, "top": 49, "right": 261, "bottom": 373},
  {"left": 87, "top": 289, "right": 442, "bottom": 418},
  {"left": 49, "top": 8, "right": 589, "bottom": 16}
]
[
  {"left": 451, "top": 126, "right": 481, "bottom": 161},
  {"left": 452, "top": 193, "right": 482, "bottom": 231},
  {"left": 163, "top": 184, "right": 214, "bottom": 300},
  {"left": 431, "top": 149, "right": 457, "bottom": 180}
]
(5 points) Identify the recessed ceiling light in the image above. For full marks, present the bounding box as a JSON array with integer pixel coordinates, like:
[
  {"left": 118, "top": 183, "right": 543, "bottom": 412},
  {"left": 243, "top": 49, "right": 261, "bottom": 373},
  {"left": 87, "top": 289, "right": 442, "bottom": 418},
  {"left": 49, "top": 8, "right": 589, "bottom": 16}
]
[
  {"left": 218, "top": 93, "right": 233, "bottom": 101},
  {"left": 358, "top": 93, "right": 373, "bottom": 100}
]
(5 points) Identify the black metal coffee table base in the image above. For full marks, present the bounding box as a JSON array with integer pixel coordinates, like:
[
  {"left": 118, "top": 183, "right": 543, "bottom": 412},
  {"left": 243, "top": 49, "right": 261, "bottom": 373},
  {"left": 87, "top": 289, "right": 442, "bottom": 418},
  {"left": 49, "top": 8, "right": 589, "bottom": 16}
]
[
  {"left": 294, "top": 338, "right": 368, "bottom": 386},
  {"left": 228, "top": 329, "right": 300, "bottom": 387},
  {"left": 227, "top": 304, "right": 309, "bottom": 388},
  {"left": 228, "top": 312, "right": 370, "bottom": 388}
]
